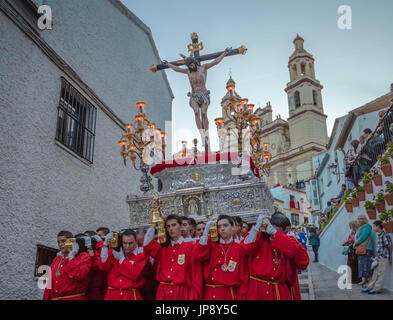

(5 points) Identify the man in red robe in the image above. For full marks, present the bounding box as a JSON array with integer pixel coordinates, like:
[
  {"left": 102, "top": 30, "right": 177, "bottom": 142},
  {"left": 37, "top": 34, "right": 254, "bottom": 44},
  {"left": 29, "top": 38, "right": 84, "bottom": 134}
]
[
  {"left": 194, "top": 215, "right": 245, "bottom": 300},
  {"left": 85, "top": 233, "right": 108, "bottom": 300},
  {"left": 43, "top": 231, "right": 92, "bottom": 300},
  {"left": 241, "top": 213, "right": 302, "bottom": 300},
  {"left": 143, "top": 214, "right": 203, "bottom": 300},
  {"left": 276, "top": 216, "right": 309, "bottom": 300},
  {"left": 97, "top": 229, "right": 150, "bottom": 300}
]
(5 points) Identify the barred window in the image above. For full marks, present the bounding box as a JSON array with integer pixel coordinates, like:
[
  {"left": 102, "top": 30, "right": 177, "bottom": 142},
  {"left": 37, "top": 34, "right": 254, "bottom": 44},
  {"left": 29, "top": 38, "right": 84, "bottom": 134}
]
[
  {"left": 56, "top": 78, "right": 97, "bottom": 163},
  {"left": 291, "top": 213, "right": 300, "bottom": 226},
  {"left": 34, "top": 244, "right": 59, "bottom": 277}
]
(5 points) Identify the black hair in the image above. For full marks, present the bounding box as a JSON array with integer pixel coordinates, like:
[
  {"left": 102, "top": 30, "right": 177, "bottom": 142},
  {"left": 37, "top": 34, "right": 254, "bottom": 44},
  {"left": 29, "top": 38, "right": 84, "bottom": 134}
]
[
  {"left": 363, "top": 128, "right": 372, "bottom": 134},
  {"left": 96, "top": 227, "right": 110, "bottom": 235},
  {"left": 74, "top": 233, "right": 86, "bottom": 238},
  {"left": 373, "top": 220, "right": 384, "bottom": 230},
  {"left": 75, "top": 237, "right": 88, "bottom": 256},
  {"left": 84, "top": 230, "right": 97, "bottom": 237},
  {"left": 189, "top": 218, "right": 197, "bottom": 227},
  {"left": 180, "top": 216, "right": 190, "bottom": 223},
  {"left": 57, "top": 230, "right": 73, "bottom": 238},
  {"left": 161, "top": 215, "right": 182, "bottom": 247},
  {"left": 233, "top": 216, "right": 243, "bottom": 225},
  {"left": 270, "top": 213, "right": 289, "bottom": 229},
  {"left": 217, "top": 214, "right": 235, "bottom": 226}
]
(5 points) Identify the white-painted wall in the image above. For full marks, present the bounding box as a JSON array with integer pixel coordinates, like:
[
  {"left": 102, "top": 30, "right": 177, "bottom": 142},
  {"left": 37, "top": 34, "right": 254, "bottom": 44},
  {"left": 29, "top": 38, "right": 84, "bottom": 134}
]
[{"left": 0, "top": 1, "right": 172, "bottom": 299}]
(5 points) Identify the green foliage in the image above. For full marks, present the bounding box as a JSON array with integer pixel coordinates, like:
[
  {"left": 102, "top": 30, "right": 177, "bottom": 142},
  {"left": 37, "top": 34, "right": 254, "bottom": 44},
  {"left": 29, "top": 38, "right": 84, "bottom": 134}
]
[
  {"left": 376, "top": 192, "right": 385, "bottom": 202},
  {"left": 364, "top": 201, "right": 375, "bottom": 210},
  {"left": 362, "top": 173, "right": 372, "bottom": 184},
  {"left": 344, "top": 199, "right": 352, "bottom": 204},
  {"left": 385, "top": 182, "right": 393, "bottom": 194},
  {"left": 351, "top": 190, "right": 357, "bottom": 198},
  {"left": 380, "top": 153, "right": 390, "bottom": 165},
  {"left": 355, "top": 186, "right": 365, "bottom": 192},
  {"left": 379, "top": 210, "right": 392, "bottom": 222},
  {"left": 344, "top": 189, "right": 349, "bottom": 199},
  {"left": 387, "top": 142, "right": 393, "bottom": 155}
]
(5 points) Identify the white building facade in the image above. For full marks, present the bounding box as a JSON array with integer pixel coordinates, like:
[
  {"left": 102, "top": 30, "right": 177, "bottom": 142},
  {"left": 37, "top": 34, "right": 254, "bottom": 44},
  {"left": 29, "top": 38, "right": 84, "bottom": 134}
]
[{"left": 0, "top": 0, "right": 172, "bottom": 299}]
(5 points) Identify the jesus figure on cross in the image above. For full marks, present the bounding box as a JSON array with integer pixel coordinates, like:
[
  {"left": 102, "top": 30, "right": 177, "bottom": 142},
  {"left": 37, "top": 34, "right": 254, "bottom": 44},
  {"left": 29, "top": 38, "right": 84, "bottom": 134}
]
[{"left": 163, "top": 47, "right": 231, "bottom": 153}]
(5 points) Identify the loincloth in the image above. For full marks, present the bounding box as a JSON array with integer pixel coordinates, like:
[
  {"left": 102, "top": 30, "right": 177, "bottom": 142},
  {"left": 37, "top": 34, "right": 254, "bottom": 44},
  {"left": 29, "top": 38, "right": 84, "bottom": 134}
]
[{"left": 188, "top": 90, "right": 210, "bottom": 106}]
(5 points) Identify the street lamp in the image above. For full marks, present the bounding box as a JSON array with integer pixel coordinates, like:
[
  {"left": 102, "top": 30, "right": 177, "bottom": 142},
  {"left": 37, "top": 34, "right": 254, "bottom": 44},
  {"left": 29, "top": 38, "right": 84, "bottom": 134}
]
[{"left": 118, "top": 101, "right": 166, "bottom": 193}]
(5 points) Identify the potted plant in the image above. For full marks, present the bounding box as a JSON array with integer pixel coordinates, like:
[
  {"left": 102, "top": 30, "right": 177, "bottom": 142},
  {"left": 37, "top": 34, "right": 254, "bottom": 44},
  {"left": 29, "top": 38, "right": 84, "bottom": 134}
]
[
  {"left": 384, "top": 182, "right": 393, "bottom": 205},
  {"left": 379, "top": 209, "right": 393, "bottom": 234},
  {"left": 364, "top": 201, "right": 376, "bottom": 220},
  {"left": 355, "top": 186, "right": 366, "bottom": 202},
  {"left": 362, "top": 173, "right": 373, "bottom": 194},
  {"left": 375, "top": 192, "right": 386, "bottom": 213},
  {"left": 344, "top": 199, "right": 353, "bottom": 213},
  {"left": 371, "top": 168, "right": 382, "bottom": 186},
  {"left": 351, "top": 190, "right": 359, "bottom": 207},
  {"left": 387, "top": 141, "right": 393, "bottom": 158},
  {"left": 380, "top": 153, "right": 392, "bottom": 177}
]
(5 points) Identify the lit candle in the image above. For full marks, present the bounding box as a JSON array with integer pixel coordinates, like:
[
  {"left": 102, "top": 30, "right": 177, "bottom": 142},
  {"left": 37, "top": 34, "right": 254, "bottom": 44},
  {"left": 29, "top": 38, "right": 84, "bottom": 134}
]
[
  {"left": 247, "top": 104, "right": 254, "bottom": 113},
  {"left": 136, "top": 101, "right": 146, "bottom": 113},
  {"left": 119, "top": 140, "right": 127, "bottom": 152},
  {"left": 126, "top": 123, "right": 133, "bottom": 133},
  {"left": 135, "top": 115, "right": 144, "bottom": 127}
]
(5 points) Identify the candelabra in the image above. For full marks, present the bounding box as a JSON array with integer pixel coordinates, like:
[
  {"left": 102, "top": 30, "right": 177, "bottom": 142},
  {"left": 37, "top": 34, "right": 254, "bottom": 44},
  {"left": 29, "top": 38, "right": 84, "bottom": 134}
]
[
  {"left": 118, "top": 101, "right": 166, "bottom": 193},
  {"left": 215, "top": 83, "right": 271, "bottom": 177}
]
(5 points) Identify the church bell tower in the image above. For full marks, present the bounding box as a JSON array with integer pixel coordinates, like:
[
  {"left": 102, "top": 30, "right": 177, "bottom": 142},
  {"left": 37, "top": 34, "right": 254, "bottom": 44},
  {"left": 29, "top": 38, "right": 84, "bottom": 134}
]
[{"left": 285, "top": 35, "right": 328, "bottom": 150}]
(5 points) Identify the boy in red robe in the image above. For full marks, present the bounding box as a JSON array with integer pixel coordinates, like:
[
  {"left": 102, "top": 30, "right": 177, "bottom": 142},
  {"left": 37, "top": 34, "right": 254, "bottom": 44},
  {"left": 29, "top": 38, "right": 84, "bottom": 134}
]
[
  {"left": 97, "top": 229, "right": 150, "bottom": 300},
  {"left": 43, "top": 231, "right": 92, "bottom": 300},
  {"left": 194, "top": 215, "right": 245, "bottom": 300},
  {"left": 143, "top": 214, "right": 203, "bottom": 300},
  {"left": 241, "top": 213, "right": 301, "bottom": 300}
]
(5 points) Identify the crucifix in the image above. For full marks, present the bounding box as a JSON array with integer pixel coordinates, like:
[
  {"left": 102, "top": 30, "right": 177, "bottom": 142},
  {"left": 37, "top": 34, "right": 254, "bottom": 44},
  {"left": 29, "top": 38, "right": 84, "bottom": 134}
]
[{"left": 150, "top": 32, "right": 247, "bottom": 154}]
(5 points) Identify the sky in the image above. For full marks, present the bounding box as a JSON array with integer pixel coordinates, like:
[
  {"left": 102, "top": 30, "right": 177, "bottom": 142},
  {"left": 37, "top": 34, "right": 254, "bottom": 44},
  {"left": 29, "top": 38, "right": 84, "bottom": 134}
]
[{"left": 122, "top": 0, "right": 393, "bottom": 153}]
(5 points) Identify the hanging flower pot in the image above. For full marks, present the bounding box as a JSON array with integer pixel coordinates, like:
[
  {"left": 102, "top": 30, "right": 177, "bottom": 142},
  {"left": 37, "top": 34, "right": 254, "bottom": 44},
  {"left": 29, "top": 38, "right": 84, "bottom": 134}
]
[
  {"left": 372, "top": 174, "right": 382, "bottom": 186},
  {"left": 357, "top": 191, "right": 366, "bottom": 202},
  {"left": 344, "top": 203, "right": 353, "bottom": 213},
  {"left": 364, "top": 183, "right": 373, "bottom": 194},
  {"left": 381, "top": 163, "right": 392, "bottom": 177},
  {"left": 352, "top": 197, "right": 359, "bottom": 207},
  {"left": 384, "top": 193, "right": 393, "bottom": 205},
  {"left": 375, "top": 201, "right": 386, "bottom": 213},
  {"left": 383, "top": 221, "right": 393, "bottom": 234},
  {"left": 366, "top": 209, "right": 377, "bottom": 220}
]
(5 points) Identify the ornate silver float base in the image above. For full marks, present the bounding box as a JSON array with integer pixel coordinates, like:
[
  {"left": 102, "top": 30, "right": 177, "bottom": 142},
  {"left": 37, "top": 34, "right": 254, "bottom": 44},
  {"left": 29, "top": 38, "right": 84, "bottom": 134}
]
[{"left": 126, "top": 162, "right": 273, "bottom": 229}]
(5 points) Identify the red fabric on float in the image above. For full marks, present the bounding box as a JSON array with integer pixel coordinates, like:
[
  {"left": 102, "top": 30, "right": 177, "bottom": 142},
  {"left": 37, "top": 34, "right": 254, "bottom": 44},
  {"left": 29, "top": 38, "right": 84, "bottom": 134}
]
[{"left": 150, "top": 152, "right": 260, "bottom": 178}]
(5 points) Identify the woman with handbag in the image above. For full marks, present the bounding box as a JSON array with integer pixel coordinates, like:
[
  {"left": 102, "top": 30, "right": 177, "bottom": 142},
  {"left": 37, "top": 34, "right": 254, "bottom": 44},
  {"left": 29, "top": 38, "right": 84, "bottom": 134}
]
[
  {"left": 354, "top": 215, "right": 374, "bottom": 287},
  {"left": 342, "top": 220, "right": 361, "bottom": 284}
]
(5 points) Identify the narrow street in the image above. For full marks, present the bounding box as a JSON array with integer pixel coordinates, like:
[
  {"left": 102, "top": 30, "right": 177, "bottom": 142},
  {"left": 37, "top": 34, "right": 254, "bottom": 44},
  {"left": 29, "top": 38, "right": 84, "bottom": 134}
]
[{"left": 304, "top": 247, "right": 393, "bottom": 300}]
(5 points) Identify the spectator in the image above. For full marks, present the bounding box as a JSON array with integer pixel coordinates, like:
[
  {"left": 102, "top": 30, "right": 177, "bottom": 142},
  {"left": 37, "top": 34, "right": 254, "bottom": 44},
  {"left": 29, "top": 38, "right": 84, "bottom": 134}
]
[
  {"left": 350, "top": 139, "right": 360, "bottom": 155},
  {"left": 296, "top": 228, "right": 308, "bottom": 251},
  {"left": 335, "top": 184, "right": 347, "bottom": 204},
  {"left": 322, "top": 201, "right": 332, "bottom": 219},
  {"left": 363, "top": 221, "right": 392, "bottom": 295},
  {"left": 308, "top": 227, "right": 320, "bottom": 263},
  {"left": 354, "top": 215, "right": 374, "bottom": 288},
  {"left": 342, "top": 220, "right": 361, "bottom": 284}
]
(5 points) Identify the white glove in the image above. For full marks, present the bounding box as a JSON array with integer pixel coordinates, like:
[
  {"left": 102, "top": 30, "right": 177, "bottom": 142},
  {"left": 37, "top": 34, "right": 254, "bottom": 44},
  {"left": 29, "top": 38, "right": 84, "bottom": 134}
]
[
  {"left": 103, "top": 232, "right": 114, "bottom": 247},
  {"left": 68, "top": 243, "right": 79, "bottom": 259},
  {"left": 92, "top": 235, "right": 102, "bottom": 242},
  {"left": 266, "top": 220, "right": 277, "bottom": 236},
  {"left": 112, "top": 248, "right": 125, "bottom": 264},
  {"left": 82, "top": 236, "right": 91, "bottom": 247},
  {"left": 200, "top": 221, "right": 215, "bottom": 245},
  {"left": 143, "top": 227, "right": 155, "bottom": 246},
  {"left": 244, "top": 214, "right": 265, "bottom": 244},
  {"left": 101, "top": 246, "right": 109, "bottom": 263}
]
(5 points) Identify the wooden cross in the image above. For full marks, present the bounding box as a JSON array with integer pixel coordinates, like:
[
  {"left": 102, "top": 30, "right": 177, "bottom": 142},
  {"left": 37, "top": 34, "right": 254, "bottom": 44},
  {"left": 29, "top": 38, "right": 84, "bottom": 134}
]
[{"left": 149, "top": 32, "right": 247, "bottom": 73}]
